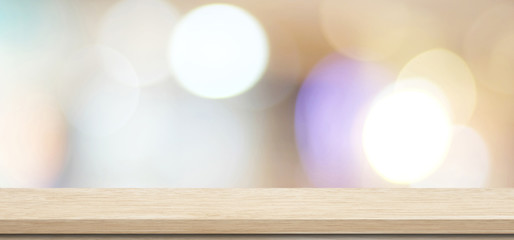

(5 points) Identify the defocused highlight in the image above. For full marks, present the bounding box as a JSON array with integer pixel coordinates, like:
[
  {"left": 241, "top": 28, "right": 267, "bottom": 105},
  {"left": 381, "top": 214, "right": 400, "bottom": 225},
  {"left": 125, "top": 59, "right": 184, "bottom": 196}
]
[{"left": 0, "top": 0, "right": 512, "bottom": 187}]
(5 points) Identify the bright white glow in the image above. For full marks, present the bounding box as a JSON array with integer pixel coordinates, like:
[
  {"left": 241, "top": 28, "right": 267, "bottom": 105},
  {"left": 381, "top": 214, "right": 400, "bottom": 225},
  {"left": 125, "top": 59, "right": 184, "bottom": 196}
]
[
  {"left": 362, "top": 79, "right": 453, "bottom": 184},
  {"left": 169, "top": 4, "right": 269, "bottom": 99},
  {"left": 412, "top": 125, "right": 490, "bottom": 188}
]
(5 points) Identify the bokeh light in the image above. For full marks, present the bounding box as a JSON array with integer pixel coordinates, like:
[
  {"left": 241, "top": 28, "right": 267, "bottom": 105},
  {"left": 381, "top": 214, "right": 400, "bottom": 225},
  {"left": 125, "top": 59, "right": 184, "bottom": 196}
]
[
  {"left": 295, "top": 53, "right": 393, "bottom": 187},
  {"left": 398, "top": 48, "right": 476, "bottom": 124},
  {"left": 225, "top": 23, "right": 301, "bottom": 111},
  {"left": 59, "top": 45, "right": 140, "bottom": 137},
  {"left": 464, "top": 2, "right": 514, "bottom": 95},
  {"left": 0, "top": 0, "right": 512, "bottom": 188},
  {"left": 362, "top": 78, "right": 453, "bottom": 184},
  {"left": 99, "top": 0, "right": 179, "bottom": 86},
  {"left": 169, "top": 4, "right": 269, "bottom": 99},
  {"left": 0, "top": 87, "right": 67, "bottom": 187},
  {"left": 413, "top": 125, "right": 490, "bottom": 188}
]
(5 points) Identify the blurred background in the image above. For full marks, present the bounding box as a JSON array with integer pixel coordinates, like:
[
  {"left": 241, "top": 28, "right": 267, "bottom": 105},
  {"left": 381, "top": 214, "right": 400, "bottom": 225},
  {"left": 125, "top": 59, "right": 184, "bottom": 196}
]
[{"left": 0, "top": 0, "right": 513, "bottom": 187}]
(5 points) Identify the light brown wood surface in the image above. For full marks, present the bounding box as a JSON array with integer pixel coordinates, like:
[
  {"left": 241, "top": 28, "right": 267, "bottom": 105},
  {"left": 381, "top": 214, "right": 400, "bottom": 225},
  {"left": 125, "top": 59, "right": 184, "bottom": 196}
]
[
  {"left": 1, "top": 235, "right": 514, "bottom": 240},
  {"left": 0, "top": 189, "right": 513, "bottom": 234}
]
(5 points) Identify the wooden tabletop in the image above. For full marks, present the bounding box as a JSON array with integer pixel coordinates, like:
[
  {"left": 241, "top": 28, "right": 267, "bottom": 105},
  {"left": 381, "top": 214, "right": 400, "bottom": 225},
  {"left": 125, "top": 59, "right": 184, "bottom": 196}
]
[{"left": 0, "top": 189, "right": 513, "bottom": 234}]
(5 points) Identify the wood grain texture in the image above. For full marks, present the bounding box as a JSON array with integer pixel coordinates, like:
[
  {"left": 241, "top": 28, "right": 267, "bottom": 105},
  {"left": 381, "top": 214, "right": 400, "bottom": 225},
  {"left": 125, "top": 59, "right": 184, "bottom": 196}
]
[
  {"left": 1, "top": 235, "right": 514, "bottom": 240},
  {"left": 0, "top": 189, "right": 513, "bottom": 234}
]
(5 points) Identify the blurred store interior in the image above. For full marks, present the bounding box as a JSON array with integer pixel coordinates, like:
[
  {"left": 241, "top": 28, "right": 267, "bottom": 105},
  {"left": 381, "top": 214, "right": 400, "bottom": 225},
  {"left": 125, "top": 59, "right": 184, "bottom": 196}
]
[{"left": 0, "top": 0, "right": 513, "bottom": 187}]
